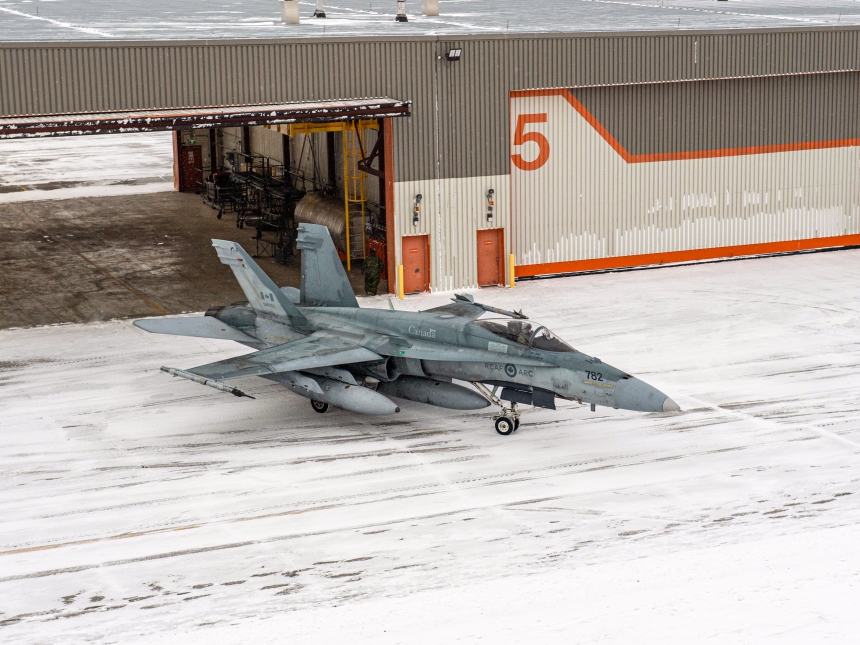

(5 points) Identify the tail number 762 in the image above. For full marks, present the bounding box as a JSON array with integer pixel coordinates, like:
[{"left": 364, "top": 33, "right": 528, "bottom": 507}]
[{"left": 511, "top": 113, "right": 550, "bottom": 171}]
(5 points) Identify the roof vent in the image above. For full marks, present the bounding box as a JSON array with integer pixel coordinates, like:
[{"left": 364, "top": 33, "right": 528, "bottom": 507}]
[
  {"left": 281, "top": 0, "right": 299, "bottom": 24},
  {"left": 396, "top": 0, "right": 408, "bottom": 22},
  {"left": 422, "top": 0, "right": 439, "bottom": 16},
  {"left": 314, "top": 0, "right": 326, "bottom": 18}
]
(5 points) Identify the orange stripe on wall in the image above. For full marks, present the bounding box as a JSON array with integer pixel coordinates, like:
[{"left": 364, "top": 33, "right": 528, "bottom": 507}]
[
  {"left": 510, "top": 88, "right": 860, "bottom": 163},
  {"left": 515, "top": 235, "right": 860, "bottom": 278}
]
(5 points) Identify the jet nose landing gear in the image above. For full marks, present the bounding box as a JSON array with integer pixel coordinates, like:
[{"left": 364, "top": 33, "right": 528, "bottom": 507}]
[
  {"left": 471, "top": 382, "right": 522, "bottom": 435},
  {"left": 494, "top": 416, "right": 515, "bottom": 435}
]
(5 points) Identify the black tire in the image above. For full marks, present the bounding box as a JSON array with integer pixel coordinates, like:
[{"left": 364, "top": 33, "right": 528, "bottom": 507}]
[
  {"left": 311, "top": 400, "right": 329, "bottom": 414},
  {"left": 495, "top": 417, "right": 514, "bottom": 436},
  {"left": 514, "top": 418, "right": 520, "bottom": 431}
]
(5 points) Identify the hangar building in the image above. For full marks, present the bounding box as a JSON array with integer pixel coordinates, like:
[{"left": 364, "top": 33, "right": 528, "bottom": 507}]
[{"left": 1, "top": 1, "right": 859, "bottom": 295}]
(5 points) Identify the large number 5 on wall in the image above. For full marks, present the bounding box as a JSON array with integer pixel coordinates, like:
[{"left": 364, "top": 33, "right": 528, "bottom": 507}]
[{"left": 511, "top": 113, "right": 550, "bottom": 171}]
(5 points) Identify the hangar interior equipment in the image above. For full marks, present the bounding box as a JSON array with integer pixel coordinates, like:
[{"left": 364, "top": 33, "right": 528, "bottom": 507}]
[{"left": 184, "top": 120, "right": 388, "bottom": 269}]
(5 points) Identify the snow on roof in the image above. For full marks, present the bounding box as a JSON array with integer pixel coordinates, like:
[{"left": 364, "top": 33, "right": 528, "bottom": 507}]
[{"left": 1, "top": 0, "right": 859, "bottom": 42}]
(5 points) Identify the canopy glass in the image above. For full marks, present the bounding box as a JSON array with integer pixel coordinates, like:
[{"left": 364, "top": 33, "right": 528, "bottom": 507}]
[{"left": 475, "top": 319, "right": 575, "bottom": 353}]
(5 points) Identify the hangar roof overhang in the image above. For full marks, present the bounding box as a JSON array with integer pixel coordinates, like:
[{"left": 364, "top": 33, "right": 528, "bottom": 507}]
[{"left": 0, "top": 98, "right": 412, "bottom": 138}]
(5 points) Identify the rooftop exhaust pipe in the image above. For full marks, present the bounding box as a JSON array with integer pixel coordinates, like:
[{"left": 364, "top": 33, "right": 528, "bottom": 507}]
[
  {"left": 314, "top": 0, "right": 326, "bottom": 18},
  {"left": 396, "top": 0, "right": 408, "bottom": 22},
  {"left": 281, "top": 0, "right": 299, "bottom": 24},
  {"left": 421, "top": 0, "right": 438, "bottom": 16}
]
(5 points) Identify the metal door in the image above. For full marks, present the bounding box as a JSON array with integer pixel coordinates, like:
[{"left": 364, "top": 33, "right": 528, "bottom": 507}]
[
  {"left": 402, "top": 235, "right": 429, "bottom": 294},
  {"left": 179, "top": 145, "right": 202, "bottom": 192},
  {"left": 477, "top": 228, "right": 504, "bottom": 286}
]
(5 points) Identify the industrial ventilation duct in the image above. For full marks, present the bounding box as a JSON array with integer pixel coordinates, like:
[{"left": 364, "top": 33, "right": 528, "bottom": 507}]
[
  {"left": 396, "top": 0, "right": 407, "bottom": 22},
  {"left": 282, "top": 0, "right": 439, "bottom": 24},
  {"left": 281, "top": 0, "right": 299, "bottom": 24}
]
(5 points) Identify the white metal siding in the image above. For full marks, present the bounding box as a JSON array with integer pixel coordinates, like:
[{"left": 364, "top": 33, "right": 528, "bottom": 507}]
[
  {"left": 394, "top": 175, "right": 510, "bottom": 291},
  {"left": 510, "top": 93, "right": 860, "bottom": 268}
]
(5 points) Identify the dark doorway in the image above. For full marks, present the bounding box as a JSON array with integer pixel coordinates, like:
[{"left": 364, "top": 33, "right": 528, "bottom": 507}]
[{"left": 179, "top": 145, "right": 202, "bottom": 193}]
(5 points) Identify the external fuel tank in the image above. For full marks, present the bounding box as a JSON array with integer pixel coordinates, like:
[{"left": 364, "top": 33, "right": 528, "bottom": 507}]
[{"left": 293, "top": 193, "right": 346, "bottom": 253}]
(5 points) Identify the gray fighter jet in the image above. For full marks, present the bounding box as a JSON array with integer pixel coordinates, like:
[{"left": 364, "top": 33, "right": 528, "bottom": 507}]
[{"left": 135, "top": 224, "right": 679, "bottom": 435}]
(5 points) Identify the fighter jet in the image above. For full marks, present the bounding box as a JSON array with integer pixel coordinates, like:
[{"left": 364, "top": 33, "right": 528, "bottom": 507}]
[{"left": 134, "top": 224, "right": 679, "bottom": 435}]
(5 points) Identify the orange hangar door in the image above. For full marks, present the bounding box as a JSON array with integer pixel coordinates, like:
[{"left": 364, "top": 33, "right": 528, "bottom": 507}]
[
  {"left": 402, "top": 235, "right": 430, "bottom": 294},
  {"left": 477, "top": 228, "right": 504, "bottom": 286}
]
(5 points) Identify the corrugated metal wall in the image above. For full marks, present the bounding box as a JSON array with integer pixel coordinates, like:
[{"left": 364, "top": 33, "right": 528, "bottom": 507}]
[
  {"left": 2, "top": 28, "right": 859, "bottom": 182},
  {"left": 570, "top": 72, "right": 860, "bottom": 155}
]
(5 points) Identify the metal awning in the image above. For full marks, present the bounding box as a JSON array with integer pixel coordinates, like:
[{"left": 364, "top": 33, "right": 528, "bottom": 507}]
[{"left": 0, "top": 98, "right": 411, "bottom": 138}]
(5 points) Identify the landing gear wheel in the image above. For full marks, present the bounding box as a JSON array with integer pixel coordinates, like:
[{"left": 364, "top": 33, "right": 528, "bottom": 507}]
[
  {"left": 311, "top": 400, "right": 329, "bottom": 413},
  {"left": 495, "top": 416, "right": 515, "bottom": 436},
  {"left": 514, "top": 418, "right": 520, "bottom": 431}
]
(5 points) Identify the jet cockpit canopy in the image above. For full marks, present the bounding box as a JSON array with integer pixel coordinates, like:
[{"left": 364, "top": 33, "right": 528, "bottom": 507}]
[{"left": 475, "top": 319, "right": 575, "bottom": 353}]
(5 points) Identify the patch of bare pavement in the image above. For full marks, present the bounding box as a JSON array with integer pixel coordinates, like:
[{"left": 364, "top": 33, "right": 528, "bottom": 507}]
[{"left": 0, "top": 192, "right": 377, "bottom": 329}]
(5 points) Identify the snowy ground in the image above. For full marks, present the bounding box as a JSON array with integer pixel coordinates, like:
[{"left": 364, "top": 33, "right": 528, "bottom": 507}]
[
  {"left": 2, "top": 249, "right": 860, "bottom": 643},
  {"left": 0, "top": 132, "right": 174, "bottom": 203}
]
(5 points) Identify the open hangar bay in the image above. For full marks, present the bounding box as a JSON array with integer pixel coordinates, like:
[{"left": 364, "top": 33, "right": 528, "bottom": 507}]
[{"left": 2, "top": 0, "right": 860, "bottom": 642}]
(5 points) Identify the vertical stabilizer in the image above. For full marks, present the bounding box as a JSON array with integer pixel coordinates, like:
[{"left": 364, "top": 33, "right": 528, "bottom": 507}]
[
  {"left": 212, "top": 239, "right": 309, "bottom": 327},
  {"left": 296, "top": 223, "right": 360, "bottom": 308}
]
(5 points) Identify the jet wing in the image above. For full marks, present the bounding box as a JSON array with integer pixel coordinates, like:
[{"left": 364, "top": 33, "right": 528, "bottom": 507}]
[
  {"left": 134, "top": 316, "right": 258, "bottom": 343},
  {"left": 423, "top": 294, "right": 527, "bottom": 320},
  {"left": 186, "top": 331, "right": 382, "bottom": 380},
  {"left": 422, "top": 301, "right": 485, "bottom": 319}
]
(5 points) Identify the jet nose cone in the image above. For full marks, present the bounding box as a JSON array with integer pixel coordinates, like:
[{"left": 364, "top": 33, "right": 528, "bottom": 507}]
[
  {"left": 613, "top": 376, "right": 676, "bottom": 413},
  {"left": 662, "top": 397, "right": 681, "bottom": 413}
]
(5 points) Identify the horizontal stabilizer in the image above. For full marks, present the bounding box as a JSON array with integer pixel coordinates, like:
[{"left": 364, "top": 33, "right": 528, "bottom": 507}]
[{"left": 134, "top": 317, "right": 257, "bottom": 343}]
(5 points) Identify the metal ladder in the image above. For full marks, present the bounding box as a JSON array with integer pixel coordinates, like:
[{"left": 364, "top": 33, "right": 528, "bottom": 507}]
[{"left": 342, "top": 126, "right": 367, "bottom": 269}]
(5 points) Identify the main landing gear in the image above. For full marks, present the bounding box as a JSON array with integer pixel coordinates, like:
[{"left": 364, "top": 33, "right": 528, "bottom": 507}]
[
  {"left": 311, "top": 400, "right": 329, "bottom": 413},
  {"left": 471, "top": 382, "right": 521, "bottom": 436}
]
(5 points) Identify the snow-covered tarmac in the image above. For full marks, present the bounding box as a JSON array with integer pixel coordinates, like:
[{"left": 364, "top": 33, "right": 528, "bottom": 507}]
[{"left": 2, "top": 250, "right": 860, "bottom": 643}]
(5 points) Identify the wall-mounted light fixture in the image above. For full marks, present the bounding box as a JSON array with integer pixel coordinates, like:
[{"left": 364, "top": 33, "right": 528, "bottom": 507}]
[
  {"left": 446, "top": 48, "right": 462, "bottom": 62},
  {"left": 396, "top": 0, "right": 408, "bottom": 22},
  {"left": 413, "top": 194, "right": 422, "bottom": 225},
  {"left": 486, "top": 188, "right": 494, "bottom": 221}
]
